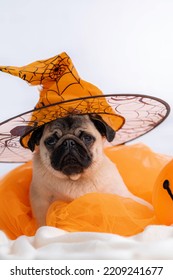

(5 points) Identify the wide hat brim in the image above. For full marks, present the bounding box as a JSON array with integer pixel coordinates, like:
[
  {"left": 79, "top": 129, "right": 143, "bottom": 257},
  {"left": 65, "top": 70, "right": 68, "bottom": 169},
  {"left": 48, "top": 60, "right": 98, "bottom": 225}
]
[{"left": 0, "top": 93, "right": 170, "bottom": 163}]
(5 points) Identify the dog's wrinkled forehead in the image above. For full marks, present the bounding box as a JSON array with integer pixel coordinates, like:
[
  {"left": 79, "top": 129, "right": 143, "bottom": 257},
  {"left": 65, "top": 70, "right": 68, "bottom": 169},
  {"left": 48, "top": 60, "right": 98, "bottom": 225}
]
[
  {"left": 45, "top": 115, "right": 91, "bottom": 136},
  {"left": 27, "top": 114, "right": 115, "bottom": 151}
]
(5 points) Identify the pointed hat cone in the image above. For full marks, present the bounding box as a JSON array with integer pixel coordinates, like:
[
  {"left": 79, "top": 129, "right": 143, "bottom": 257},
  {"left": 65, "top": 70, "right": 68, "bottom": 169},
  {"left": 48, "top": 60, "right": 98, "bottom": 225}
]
[{"left": 0, "top": 53, "right": 170, "bottom": 162}]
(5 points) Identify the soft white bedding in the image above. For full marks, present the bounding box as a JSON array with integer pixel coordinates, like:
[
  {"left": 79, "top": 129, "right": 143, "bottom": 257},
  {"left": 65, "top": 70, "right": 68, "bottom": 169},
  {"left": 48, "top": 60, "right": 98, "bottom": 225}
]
[{"left": 0, "top": 225, "right": 173, "bottom": 260}]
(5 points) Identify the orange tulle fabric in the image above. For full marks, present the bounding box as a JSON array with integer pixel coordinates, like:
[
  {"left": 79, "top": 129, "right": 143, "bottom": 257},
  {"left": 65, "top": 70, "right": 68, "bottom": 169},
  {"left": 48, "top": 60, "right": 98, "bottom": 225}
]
[
  {"left": 46, "top": 193, "right": 157, "bottom": 236},
  {"left": 0, "top": 162, "right": 37, "bottom": 239},
  {"left": 0, "top": 143, "right": 172, "bottom": 240}
]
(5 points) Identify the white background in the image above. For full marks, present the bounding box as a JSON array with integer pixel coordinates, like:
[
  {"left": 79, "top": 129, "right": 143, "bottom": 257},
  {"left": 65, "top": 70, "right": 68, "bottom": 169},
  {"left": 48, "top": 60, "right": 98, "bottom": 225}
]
[{"left": 0, "top": 0, "right": 173, "bottom": 176}]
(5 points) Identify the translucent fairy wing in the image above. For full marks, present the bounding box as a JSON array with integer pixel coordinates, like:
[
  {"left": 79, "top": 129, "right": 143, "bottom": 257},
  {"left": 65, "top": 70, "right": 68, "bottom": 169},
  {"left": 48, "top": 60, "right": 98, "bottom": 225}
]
[
  {"left": 0, "top": 94, "right": 170, "bottom": 163},
  {"left": 0, "top": 115, "right": 33, "bottom": 162},
  {"left": 0, "top": 134, "right": 31, "bottom": 162},
  {"left": 107, "top": 95, "right": 170, "bottom": 146}
]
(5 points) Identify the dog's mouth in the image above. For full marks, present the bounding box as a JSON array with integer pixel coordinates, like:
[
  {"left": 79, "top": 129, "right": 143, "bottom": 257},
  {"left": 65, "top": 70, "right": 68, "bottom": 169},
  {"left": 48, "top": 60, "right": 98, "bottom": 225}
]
[
  {"left": 50, "top": 138, "right": 92, "bottom": 176},
  {"left": 59, "top": 155, "right": 84, "bottom": 175}
]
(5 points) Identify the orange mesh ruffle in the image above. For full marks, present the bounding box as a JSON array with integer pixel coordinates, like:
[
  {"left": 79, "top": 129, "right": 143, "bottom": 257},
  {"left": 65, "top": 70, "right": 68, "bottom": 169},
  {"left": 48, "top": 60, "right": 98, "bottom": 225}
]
[
  {"left": 0, "top": 162, "right": 37, "bottom": 239},
  {"left": 46, "top": 193, "right": 157, "bottom": 236},
  {"left": 0, "top": 143, "right": 172, "bottom": 239}
]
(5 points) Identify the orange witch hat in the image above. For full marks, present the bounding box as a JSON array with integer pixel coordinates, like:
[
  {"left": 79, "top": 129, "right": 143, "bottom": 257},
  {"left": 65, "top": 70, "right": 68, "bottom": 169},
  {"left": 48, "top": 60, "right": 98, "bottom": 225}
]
[{"left": 0, "top": 52, "right": 170, "bottom": 162}]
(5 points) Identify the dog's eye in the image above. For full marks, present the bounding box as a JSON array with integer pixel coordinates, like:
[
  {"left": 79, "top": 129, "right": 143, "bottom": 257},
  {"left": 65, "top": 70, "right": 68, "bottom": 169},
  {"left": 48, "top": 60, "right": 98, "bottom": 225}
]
[
  {"left": 80, "top": 133, "right": 95, "bottom": 145},
  {"left": 45, "top": 135, "right": 58, "bottom": 147}
]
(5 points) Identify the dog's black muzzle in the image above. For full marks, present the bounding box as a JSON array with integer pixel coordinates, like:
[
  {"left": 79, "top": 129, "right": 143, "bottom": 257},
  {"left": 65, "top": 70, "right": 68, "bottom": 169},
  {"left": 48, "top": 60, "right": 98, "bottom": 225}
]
[{"left": 50, "top": 138, "right": 92, "bottom": 176}]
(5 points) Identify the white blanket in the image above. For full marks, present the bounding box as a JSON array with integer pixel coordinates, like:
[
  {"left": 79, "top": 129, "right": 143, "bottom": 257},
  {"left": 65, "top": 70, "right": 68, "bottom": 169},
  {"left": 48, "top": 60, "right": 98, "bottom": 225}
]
[{"left": 0, "top": 225, "right": 173, "bottom": 260}]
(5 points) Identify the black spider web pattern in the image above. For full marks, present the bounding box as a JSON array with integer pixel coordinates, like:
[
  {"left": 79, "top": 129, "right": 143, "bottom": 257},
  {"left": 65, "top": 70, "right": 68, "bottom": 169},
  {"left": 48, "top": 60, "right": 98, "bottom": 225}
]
[
  {"left": 0, "top": 53, "right": 100, "bottom": 109},
  {"left": 108, "top": 95, "right": 169, "bottom": 144},
  {"left": 0, "top": 94, "right": 170, "bottom": 163}
]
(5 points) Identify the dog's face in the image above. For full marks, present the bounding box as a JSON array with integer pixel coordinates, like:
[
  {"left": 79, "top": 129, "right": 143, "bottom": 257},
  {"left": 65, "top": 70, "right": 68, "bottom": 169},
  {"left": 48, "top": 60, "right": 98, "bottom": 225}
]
[{"left": 28, "top": 114, "right": 115, "bottom": 180}]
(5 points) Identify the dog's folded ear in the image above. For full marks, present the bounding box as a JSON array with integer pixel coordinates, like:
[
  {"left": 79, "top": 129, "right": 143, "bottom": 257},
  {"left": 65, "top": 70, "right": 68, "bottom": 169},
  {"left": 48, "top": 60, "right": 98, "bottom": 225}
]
[
  {"left": 89, "top": 114, "right": 115, "bottom": 142},
  {"left": 27, "top": 125, "right": 45, "bottom": 152}
]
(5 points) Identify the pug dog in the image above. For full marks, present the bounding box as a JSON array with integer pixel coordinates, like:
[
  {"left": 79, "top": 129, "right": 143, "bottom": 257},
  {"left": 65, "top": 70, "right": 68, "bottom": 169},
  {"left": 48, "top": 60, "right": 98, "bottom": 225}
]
[{"left": 28, "top": 114, "right": 152, "bottom": 226}]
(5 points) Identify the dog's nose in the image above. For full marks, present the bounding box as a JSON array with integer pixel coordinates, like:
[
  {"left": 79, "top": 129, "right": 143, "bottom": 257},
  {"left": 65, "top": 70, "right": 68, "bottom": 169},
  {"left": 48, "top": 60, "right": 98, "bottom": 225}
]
[{"left": 63, "top": 139, "right": 76, "bottom": 150}]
